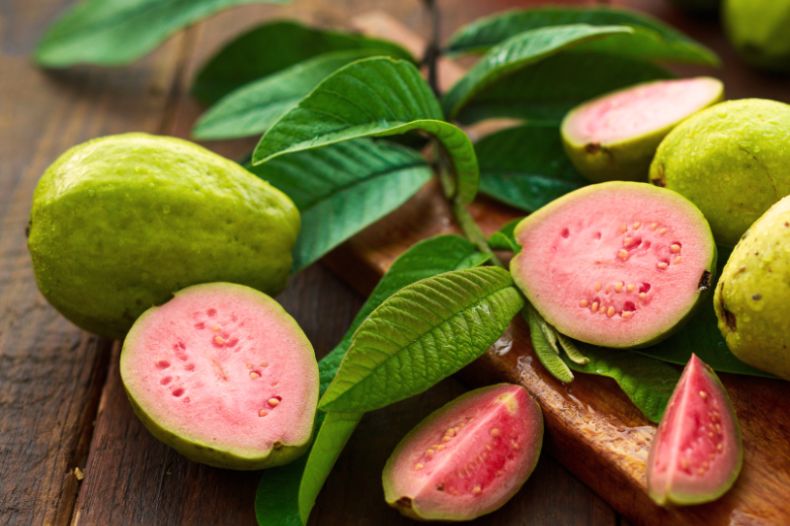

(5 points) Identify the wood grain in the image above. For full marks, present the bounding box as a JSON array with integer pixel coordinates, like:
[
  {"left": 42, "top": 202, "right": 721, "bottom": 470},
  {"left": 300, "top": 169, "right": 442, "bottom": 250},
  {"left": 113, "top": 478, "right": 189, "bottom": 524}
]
[{"left": 0, "top": 0, "right": 188, "bottom": 523}]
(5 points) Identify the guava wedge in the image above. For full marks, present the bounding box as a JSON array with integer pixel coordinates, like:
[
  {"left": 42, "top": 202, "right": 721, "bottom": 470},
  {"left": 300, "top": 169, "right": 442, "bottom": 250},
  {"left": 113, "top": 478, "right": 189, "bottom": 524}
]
[
  {"left": 510, "top": 182, "right": 716, "bottom": 348},
  {"left": 650, "top": 99, "right": 790, "bottom": 247},
  {"left": 561, "top": 77, "right": 723, "bottom": 182},
  {"left": 28, "top": 133, "right": 299, "bottom": 338},
  {"left": 646, "top": 354, "right": 743, "bottom": 506},
  {"left": 382, "top": 384, "right": 543, "bottom": 521},
  {"left": 120, "top": 282, "right": 318, "bottom": 470},
  {"left": 714, "top": 196, "right": 790, "bottom": 380}
]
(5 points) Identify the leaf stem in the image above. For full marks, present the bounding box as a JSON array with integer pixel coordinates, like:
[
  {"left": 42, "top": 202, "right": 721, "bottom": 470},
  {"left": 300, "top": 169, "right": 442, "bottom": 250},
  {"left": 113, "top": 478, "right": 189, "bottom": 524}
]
[
  {"left": 421, "top": 0, "right": 440, "bottom": 96},
  {"left": 451, "top": 199, "right": 502, "bottom": 267}
]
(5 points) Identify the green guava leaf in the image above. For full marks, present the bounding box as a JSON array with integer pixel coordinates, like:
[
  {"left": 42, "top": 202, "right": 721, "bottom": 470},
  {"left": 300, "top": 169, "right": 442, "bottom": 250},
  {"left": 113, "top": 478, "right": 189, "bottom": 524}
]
[
  {"left": 192, "top": 20, "right": 413, "bottom": 103},
  {"left": 255, "top": 235, "right": 487, "bottom": 526},
  {"left": 445, "top": 6, "right": 718, "bottom": 66},
  {"left": 488, "top": 218, "right": 522, "bottom": 253},
  {"left": 476, "top": 123, "right": 586, "bottom": 211},
  {"left": 320, "top": 267, "right": 525, "bottom": 413},
  {"left": 455, "top": 52, "right": 671, "bottom": 125},
  {"left": 523, "top": 306, "right": 574, "bottom": 383},
  {"left": 565, "top": 345, "right": 681, "bottom": 423},
  {"left": 636, "top": 247, "right": 775, "bottom": 379},
  {"left": 556, "top": 333, "right": 590, "bottom": 365},
  {"left": 441, "top": 24, "right": 634, "bottom": 119},
  {"left": 194, "top": 50, "right": 391, "bottom": 140},
  {"left": 250, "top": 139, "right": 431, "bottom": 271},
  {"left": 35, "top": 0, "right": 287, "bottom": 67},
  {"left": 251, "top": 57, "right": 480, "bottom": 203}
]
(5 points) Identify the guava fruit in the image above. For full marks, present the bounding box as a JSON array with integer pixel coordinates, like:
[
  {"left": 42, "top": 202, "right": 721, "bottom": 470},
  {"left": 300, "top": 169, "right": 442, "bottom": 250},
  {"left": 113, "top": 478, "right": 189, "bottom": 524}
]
[
  {"left": 510, "top": 182, "right": 716, "bottom": 348},
  {"left": 120, "top": 282, "right": 318, "bottom": 470},
  {"left": 723, "top": 0, "right": 790, "bottom": 73},
  {"left": 649, "top": 99, "right": 790, "bottom": 247},
  {"left": 561, "top": 77, "right": 723, "bottom": 182},
  {"left": 382, "top": 383, "right": 543, "bottom": 521},
  {"left": 27, "top": 133, "right": 299, "bottom": 338},
  {"left": 647, "top": 354, "right": 742, "bottom": 505},
  {"left": 714, "top": 196, "right": 790, "bottom": 380}
]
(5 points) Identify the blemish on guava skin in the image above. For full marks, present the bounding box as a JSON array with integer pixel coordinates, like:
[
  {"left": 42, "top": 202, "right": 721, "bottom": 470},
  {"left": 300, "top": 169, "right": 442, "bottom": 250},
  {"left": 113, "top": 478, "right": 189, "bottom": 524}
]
[
  {"left": 650, "top": 164, "right": 666, "bottom": 187},
  {"left": 698, "top": 270, "right": 712, "bottom": 291},
  {"left": 585, "top": 142, "right": 601, "bottom": 154},
  {"left": 752, "top": 293, "right": 762, "bottom": 301},
  {"left": 396, "top": 497, "right": 413, "bottom": 509}
]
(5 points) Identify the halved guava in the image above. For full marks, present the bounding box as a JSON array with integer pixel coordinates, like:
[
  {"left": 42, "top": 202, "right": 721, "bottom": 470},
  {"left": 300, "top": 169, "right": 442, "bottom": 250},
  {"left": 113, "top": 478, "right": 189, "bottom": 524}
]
[
  {"left": 647, "top": 354, "right": 743, "bottom": 505},
  {"left": 120, "top": 282, "right": 318, "bottom": 470},
  {"left": 510, "top": 182, "right": 716, "bottom": 348},
  {"left": 561, "top": 77, "right": 723, "bottom": 182},
  {"left": 382, "top": 383, "right": 543, "bottom": 521}
]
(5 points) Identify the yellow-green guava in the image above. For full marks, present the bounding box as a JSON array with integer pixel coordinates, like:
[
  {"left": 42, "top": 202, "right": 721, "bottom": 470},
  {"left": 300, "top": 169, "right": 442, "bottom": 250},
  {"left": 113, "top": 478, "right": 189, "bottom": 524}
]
[
  {"left": 714, "top": 196, "right": 790, "bottom": 380},
  {"left": 28, "top": 133, "right": 299, "bottom": 339},
  {"left": 561, "top": 77, "right": 723, "bottom": 183},
  {"left": 723, "top": 0, "right": 790, "bottom": 73},
  {"left": 650, "top": 99, "right": 790, "bottom": 247}
]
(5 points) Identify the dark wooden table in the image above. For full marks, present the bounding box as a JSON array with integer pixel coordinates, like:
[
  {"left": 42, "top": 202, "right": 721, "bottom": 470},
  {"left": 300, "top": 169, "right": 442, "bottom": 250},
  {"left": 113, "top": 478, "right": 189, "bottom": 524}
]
[{"left": 1, "top": 1, "right": 786, "bottom": 525}]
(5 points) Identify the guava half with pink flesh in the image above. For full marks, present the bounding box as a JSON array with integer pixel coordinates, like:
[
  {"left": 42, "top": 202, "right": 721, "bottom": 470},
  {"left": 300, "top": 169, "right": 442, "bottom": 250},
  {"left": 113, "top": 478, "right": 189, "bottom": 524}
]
[
  {"left": 120, "top": 282, "right": 318, "bottom": 470},
  {"left": 561, "top": 77, "right": 723, "bottom": 182},
  {"left": 647, "top": 354, "right": 743, "bottom": 505},
  {"left": 382, "top": 383, "right": 543, "bottom": 521},
  {"left": 510, "top": 182, "right": 716, "bottom": 348}
]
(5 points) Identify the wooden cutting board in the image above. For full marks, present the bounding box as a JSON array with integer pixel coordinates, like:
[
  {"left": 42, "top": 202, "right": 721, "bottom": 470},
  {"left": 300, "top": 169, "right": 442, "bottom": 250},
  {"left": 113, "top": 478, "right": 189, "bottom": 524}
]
[{"left": 323, "top": 11, "right": 790, "bottom": 526}]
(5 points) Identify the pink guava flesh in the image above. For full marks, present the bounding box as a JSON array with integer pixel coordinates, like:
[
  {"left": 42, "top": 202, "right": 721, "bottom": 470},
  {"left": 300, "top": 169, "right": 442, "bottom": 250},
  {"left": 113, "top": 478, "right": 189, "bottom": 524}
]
[
  {"left": 120, "top": 282, "right": 318, "bottom": 467},
  {"left": 563, "top": 77, "right": 722, "bottom": 145},
  {"left": 510, "top": 182, "right": 716, "bottom": 348},
  {"left": 647, "top": 354, "right": 742, "bottom": 505},
  {"left": 382, "top": 384, "right": 543, "bottom": 521}
]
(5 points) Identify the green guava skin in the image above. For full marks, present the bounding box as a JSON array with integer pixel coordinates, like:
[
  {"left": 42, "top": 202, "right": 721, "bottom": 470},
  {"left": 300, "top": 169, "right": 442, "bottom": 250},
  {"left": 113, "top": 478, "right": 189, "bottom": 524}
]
[
  {"left": 121, "top": 283, "right": 318, "bottom": 470},
  {"left": 28, "top": 133, "right": 300, "bottom": 339},
  {"left": 561, "top": 81, "right": 723, "bottom": 183},
  {"left": 650, "top": 99, "right": 790, "bottom": 248},
  {"left": 714, "top": 196, "right": 790, "bottom": 381},
  {"left": 723, "top": 0, "right": 790, "bottom": 74}
]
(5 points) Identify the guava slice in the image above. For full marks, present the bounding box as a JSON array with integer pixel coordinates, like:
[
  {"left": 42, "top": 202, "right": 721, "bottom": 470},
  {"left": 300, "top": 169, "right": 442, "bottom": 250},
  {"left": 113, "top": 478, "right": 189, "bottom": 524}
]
[
  {"left": 647, "top": 354, "right": 743, "bottom": 505},
  {"left": 120, "top": 282, "right": 318, "bottom": 470},
  {"left": 27, "top": 133, "right": 299, "bottom": 338},
  {"left": 510, "top": 182, "right": 716, "bottom": 348},
  {"left": 561, "top": 77, "right": 723, "bottom": 182},
  {"left": 382, "top": 383, "right": 543, "bottom": 521},
  {"left": 714, "top": 195, "right": 790, "bottom": 380}
]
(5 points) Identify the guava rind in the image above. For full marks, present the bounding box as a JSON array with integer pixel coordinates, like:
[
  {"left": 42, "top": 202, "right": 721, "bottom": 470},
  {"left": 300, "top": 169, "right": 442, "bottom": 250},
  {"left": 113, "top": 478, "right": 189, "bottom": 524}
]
[
  {"left": 649, "top": 99, "right": 790, "bottom": 247},
  {"left": 28, "top": 133, "right": 299, "bottom": 338},
  {"left": 510, "top": 182, "right": 716, "bottom": 349},
  {"left": 714, "top": 196, "right": 790, "bottom": 380},
  {"left": 646, "top": 354, "right": 742, "bottom": 505},
  {"left": 120, "top": 282, "right": 318, "bottom": 470},
  {"left": 382, "top": 384, "right": 543, "bottom": 521},
  {"left": 561, "top": 77, "right": 723, "bottom": 183},
  {"left": 723, "top": 0, "right": 790, "bottom": 73}
]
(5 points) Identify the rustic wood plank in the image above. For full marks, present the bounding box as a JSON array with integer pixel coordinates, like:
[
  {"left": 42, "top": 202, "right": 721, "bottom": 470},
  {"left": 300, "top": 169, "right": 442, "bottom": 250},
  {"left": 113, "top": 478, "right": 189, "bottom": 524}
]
[{"left": 0, "top": 0, "right": 190, "bottom": 523}]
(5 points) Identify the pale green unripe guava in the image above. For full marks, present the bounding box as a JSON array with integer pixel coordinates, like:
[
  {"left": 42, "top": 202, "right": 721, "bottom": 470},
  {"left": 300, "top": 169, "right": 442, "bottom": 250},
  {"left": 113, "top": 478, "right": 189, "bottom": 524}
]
[
  {"left": 28, "top": 133, "right": 300, "bottom": 338},
  {"left": 723, "top": 0, "right": 790, "bottom": 73},
  {"left": 649, "top": 99, "right": 790, "bottom": 247},
  {"left": 714, "top": 196, "right": 790, "bottom": 380}
]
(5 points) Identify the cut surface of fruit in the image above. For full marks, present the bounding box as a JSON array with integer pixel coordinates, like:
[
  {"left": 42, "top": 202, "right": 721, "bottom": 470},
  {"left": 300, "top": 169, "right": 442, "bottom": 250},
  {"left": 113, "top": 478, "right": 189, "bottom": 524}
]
[
  {"left": 647, "top": 354, "right": 742, "bottom": 505},
  {"left": 382, "top": 384, "right": 543, "bottom": 521},
  {"left": 563, "top": 77, "right": 722, "bottom": 145},
  {"left": 120, "top": 282, "right": 318, "bottom": 470},
  {"left": 510, "top": 182, "right": 716, "bottom": 348}
]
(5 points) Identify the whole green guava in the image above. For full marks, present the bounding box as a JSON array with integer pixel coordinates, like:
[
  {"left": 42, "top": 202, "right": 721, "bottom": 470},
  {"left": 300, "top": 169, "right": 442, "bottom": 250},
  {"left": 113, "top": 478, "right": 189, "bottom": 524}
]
[
  {"left": 28, "top": 133, "right": 300, "bottom": 338},
  {"left": 714, "top": 196, "right": 790, "bottom": 380},
  {"left": 649, "top": 99, "right": 790, "bottom": 247},
  {"left": 723, "top": 0, "right": 790, "bottom": 73}
]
